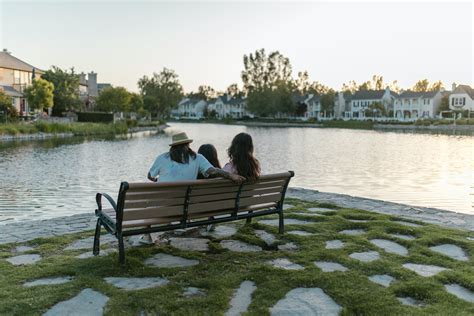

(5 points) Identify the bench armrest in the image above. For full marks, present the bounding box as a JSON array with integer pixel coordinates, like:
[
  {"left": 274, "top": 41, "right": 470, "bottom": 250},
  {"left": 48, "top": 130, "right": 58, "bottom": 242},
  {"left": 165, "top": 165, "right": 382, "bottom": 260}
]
[{"left": 95, "top": 192, "right": 118, "bottom": 215}]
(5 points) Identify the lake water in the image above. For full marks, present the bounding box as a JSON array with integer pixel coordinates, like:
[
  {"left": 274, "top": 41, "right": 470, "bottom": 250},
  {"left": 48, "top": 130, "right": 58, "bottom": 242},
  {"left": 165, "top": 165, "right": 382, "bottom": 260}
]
[{"left": 0, "top": 122, "right": 472, "bottom": 224}]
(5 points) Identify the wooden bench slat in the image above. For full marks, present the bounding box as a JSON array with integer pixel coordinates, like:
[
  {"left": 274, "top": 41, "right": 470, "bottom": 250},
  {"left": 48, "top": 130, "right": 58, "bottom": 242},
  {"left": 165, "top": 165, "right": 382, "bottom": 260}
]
[
  {"left": 189, "top": 192, "right": 239, "bottom": 203},
  {"left": 124, "top": 197, "right": 186, "bottom": 209},
  {"left": 190, "top": 186, "right": 241, "bottom": 196},
  {"left": 239, "top": 193, "right": 282, "bottom": 208},
  {"left": 122, "top": 205, "right": 184, "bottom": 221},
  {"left": 125, "top": 189, "right": 188, "bottom": 199},
  {"left": 122, "top": 216, "right": 182, "bottom": 228},
  {"left": 188, "top": 199, "right": 236, "bottom": 214}
]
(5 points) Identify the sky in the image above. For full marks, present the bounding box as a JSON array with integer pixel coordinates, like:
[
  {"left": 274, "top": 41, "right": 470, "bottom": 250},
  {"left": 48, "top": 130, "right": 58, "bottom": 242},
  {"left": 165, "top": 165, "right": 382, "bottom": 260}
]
[{"left": 0, "top": 1, "right": 472, "bottom": 93}]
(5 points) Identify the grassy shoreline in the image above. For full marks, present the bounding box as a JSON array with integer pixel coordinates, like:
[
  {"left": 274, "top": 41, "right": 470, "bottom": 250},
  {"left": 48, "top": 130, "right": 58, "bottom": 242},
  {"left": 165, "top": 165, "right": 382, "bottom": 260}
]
[{"left": 0, "top": 199, "right": 473, "bottom": 315}]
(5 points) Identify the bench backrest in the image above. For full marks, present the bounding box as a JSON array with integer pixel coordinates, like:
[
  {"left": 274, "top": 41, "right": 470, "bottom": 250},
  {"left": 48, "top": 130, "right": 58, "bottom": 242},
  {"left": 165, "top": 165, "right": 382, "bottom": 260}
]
[{"left": 115, "top": 171, "right": 294, "bottom": 229}]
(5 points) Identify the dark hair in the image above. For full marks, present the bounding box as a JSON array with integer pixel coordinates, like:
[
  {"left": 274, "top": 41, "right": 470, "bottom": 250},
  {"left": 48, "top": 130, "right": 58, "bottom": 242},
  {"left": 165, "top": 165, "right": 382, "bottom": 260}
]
[
  {"left": 198, "top": 144, "right": 221, "bottom": 168},
  {"left": 227, "top": 133, "right": 260, "bottom": 182},
  {"left": 169, "top": 143, "right": 196, "bottom": 164}
]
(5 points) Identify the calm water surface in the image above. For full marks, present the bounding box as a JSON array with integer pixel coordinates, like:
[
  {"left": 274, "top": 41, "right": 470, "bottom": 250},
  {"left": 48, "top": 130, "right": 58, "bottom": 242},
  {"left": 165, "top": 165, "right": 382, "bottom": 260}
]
[{"left": 0, "top": 122, "right": 472, "bottom": 223}]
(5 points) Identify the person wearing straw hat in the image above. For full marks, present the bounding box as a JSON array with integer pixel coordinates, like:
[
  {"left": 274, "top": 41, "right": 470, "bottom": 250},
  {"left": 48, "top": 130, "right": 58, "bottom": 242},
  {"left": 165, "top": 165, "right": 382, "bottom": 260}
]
[
  {"left": 142, "top": 132, "right": 245, "bottom": 243},
  {"left": 147, "top": 131, "right": 245, "bottom": 183}
]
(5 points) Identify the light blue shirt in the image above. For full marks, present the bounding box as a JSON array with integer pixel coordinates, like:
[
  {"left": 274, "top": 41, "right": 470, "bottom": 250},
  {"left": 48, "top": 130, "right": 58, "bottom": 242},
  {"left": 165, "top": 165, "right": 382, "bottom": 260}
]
[{"left": 148, "top": 153, "right": 213, "bottom": 182}]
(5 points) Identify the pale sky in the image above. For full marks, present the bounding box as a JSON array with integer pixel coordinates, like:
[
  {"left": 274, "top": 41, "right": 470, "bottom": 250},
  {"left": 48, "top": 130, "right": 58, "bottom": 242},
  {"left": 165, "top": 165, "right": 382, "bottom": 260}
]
[{"left": 1, "top": 1, "right": 472, "bottom": 93}]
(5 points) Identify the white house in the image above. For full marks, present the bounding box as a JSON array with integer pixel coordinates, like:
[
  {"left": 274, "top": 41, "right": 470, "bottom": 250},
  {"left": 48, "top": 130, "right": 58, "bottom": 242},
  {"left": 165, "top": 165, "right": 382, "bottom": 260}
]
[
  {"left": 177, "top": 98, "right": 207, "bottom": 119},
  {"left": 393, "top": 90, "right": 443, "bottom": 119},
  {"left": 350, "top": 87, "right": 396, "bottom": 119},
  {"left": 208, "top": 94, "right": 249, "bottom": 119},
  {"left": 449, "top": 84, "right": 474, "bottom": 113},
  {"left": 0, "top": 49, "right": 44, "bottom": 115},
  {"left": 306, "top": 95, "right": 321, "bottom": 118}
]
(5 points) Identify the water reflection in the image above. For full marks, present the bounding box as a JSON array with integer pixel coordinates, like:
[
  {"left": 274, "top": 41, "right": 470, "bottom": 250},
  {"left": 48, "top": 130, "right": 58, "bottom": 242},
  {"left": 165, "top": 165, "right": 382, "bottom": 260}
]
[{"left": 0, "top": 123, "right": 472, "bottom": 224}]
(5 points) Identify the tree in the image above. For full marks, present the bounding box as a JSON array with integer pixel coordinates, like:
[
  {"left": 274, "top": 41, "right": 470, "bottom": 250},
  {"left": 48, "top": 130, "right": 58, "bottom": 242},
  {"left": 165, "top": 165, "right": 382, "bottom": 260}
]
[
  {"left": 320, "top": 90, "right": 335, "bottom": 117},
  {"left": 95, "top": 87, "right": 131, "bottom": 113},
  {"left": 412, "top": 79, "right": 430, "bottom": 92},
  {"left": 24, "top": 78, "right": 54, "bottom": 112},
  {"left": 0, "top": 90, "right": 18, "bottom": 121},
  {"left": 365, "top": 101, "right": 386, "bottom": 117},
  {"left": 129, "top": 93, "right": 144, "bottom": 113},
  {"left": 138, "top": 68, "right": 184, "bottom": 118},
  {"left": 41, "top": 66, "right": 81, "bottom": 116},
  {"left": 294, "top": 71, "right": 310, "bottom": 94},
  {"left": 430, "top": 80, "right": 444, "bottom": 91},
  {"left": 438, "top": 95, "right": 450, "bottom": 113},
  {"left": 226, "top": 83, "right": 243, "bottom": 97},
  {"left": 308, "top": 81, "right": 330, "bottom": 95},
  {"left": 241, "top": 48, "right": 292, "bottom": 92},
  {"left": 341, "top": 80, "right": 358, "bottom": 94},
  {"left": 389, "top": 80, "right": 401, "bottom": 93},
  {"left": 242, "top": 49, "right": 293, "bottom": 116}
]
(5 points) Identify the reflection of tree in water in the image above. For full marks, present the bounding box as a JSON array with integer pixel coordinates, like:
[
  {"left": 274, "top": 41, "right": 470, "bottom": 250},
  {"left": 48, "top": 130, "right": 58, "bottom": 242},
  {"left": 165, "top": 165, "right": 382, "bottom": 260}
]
[{"left": 0, "top": 135, "right": 124, "bottom": 152}]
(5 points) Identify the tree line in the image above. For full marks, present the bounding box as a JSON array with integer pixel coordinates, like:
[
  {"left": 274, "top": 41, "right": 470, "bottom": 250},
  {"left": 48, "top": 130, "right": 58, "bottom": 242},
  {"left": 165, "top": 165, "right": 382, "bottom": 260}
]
[{"left": 0, "top": 48, "right": 450, "bottom": 120}]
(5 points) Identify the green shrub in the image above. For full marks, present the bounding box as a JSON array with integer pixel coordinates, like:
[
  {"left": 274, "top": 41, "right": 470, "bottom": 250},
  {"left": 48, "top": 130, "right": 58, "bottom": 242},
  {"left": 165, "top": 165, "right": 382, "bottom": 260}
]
[
  {"left": 126, "top": 119, "right": 138, "bottom": 128},
  {"left": 77, "top": 112, "right": 114, "bottom": 123}
]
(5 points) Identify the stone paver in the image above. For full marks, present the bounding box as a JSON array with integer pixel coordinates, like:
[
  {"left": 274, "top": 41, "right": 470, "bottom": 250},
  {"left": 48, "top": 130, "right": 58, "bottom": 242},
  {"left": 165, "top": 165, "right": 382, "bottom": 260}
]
[
  {"left": 266, "top": 258, "right": 304, "bottom": 270},
  {"left": 287, "top": 188, "right": 474, "bottom": 232},
  {"left": 183, "top": 287, "right": 206, "bottom": 297},
  {"left": 104, "top": 277, "right": 169, "bottom": 290},
  {"left": 24, "top": 276, "right": 73, "bottom": 287},
  {"left": 270, "top": 288, "right": 342, "bottom": 316},
  {"left": 43, "top": 288, "right": 109, "bottom": 316},
  {"left": 201, "top": 225, "right": 237, "bottom": 238},
  {"left": 76, "top": 248, "right": 117, "bottom": 259},
  {"left": 429, "top": 244, "right": 469, "bottom": 261},
  {"left": 144, "top": 253, "right": 199, "bottom": 268},
  {"left": 6, "top": 254, "right": 41, "bottom": 265},
  {"left": 339, "top": 229, "right": 366, "bottom": 236},
  {"left": 325, "top": 240, "right": 344, "bottom": 249},
  {"left": 259, "top": 219, "right": 312, "bottom": 227},
  {"left": 169, "top": 237, "right": 209, "bottom": 251},
  {"left": 347, "top": 219, "right": 370, "bottom": 223},
  {"left": 444, "top": 284, "right": 474, "bottom": 303},
  {"left": 255, "top": 230, "right": 276, "bottom": 245},
  {"left": 14, "top": 245, "right": 35, "bottom": 253},
  {"left": 65, "top": 235, "right": 115, "bottom": 251},
  {"left": 388, "top": 233, "right": 416, "bottom": 241},
  {"left": 349, "top": 251, "right": 380, "bottom": 262},
  {"left": 368, "top": 275, "right": 395, "bottom": 287},
  {"left": 225, "top": 281, "right": 256, "bottom": 316},
  {"left": 402, "top": 263, "right": 449, "bottom": 277},
  {"left": 291, "top": 212, "right": 323, "bottom": 217},
  {"left": 397, "top": 297, "right": 425, "bottom": 307},
  {"left": 277, "top": 242, "right": 299, "bottom": 251},
  {"left": 370, "top": 239, "right": 408, "bottom": 256},
  {"left": 314, "top": 261, "right": 348, "bottom": 272},
  {"left": 220, "top": 240, "right": 262, "bottom": 253},
  {"left": 287, "top": 230, "right": 313, "bottom": 236},
  {"left": 393, "top": 220, "right": 422, "bottom": 227},
  {"left": 307, "top": 207, "right": 335, "bottom": 213}
]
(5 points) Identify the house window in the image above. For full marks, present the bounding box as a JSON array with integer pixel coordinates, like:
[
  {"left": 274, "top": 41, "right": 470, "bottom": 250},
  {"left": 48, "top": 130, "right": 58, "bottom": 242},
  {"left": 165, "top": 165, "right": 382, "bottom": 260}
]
[{"left": 463, "top": 97, "right": 466, "bottom": 105}]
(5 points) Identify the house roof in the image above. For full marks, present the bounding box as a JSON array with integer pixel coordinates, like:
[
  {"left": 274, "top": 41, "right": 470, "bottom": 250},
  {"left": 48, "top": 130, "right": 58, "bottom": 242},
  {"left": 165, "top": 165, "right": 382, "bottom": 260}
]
[
  {"left": 228, "top": 97, "right": 245, "bottom": 105},
  {"left": 352, "top": 90, "right": 387, "bottom": 100},
  {"left": 291, "top": 93, "right": 307, "bottom": 104},
  {"left": 398, "top": 90, "right": 440, "bottom": 99},
  {"left": 0, "top": 85, "right": 23, "bottom": 97},
  {"left": 0, "top": 51, "right": 44, "bottom": 73},
  {"left": 307, "top": 95, "right": 320, "bottom": 103},
  {"left": 453, "top": 85, "right": 474, "bottom": 99}
]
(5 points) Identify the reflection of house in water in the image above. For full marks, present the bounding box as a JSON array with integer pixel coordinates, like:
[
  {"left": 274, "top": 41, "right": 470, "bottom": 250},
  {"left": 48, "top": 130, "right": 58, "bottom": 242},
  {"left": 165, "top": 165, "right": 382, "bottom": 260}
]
[
  {"left": 0, "top": 49, "right": 45, "bottom": 115},
  {"left": 79, "top": 72, "right": 111, "bottom": 110}
]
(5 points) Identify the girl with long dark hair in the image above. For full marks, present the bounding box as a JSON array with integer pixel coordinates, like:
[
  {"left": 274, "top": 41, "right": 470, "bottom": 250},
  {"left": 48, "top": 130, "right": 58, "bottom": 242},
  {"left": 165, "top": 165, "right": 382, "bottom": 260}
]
[
  {"left": 197, "top": 144, "right": 221, "bottom": 179},
  {"left": 223, "top": 132, "right": 261, "bottom": 182}
]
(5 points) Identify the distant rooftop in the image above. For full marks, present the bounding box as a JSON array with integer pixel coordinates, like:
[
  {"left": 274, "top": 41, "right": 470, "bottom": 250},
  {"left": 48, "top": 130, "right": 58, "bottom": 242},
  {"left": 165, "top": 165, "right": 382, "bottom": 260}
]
[{"left": 0, "top": 49, "right": 44, "bottom": 73}]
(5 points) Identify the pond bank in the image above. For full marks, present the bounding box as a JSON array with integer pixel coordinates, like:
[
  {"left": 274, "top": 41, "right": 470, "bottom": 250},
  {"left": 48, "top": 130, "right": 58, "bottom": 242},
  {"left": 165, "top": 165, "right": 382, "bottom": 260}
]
[
  {"left": 1, "top": 188, "right": 472, "bottom": 245},
  {"left": 0, "top": 124, "right": 168, "bottom": 142}
]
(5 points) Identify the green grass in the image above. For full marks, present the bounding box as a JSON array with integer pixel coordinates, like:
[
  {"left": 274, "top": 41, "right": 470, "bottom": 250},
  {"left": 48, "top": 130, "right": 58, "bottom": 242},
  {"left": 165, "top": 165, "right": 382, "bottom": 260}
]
[
  {"left": 0, "top": 199, "right": 473, "bottom": 315},
  {"left": 0, "top": 122, "right": 129, "bottom": 136}
]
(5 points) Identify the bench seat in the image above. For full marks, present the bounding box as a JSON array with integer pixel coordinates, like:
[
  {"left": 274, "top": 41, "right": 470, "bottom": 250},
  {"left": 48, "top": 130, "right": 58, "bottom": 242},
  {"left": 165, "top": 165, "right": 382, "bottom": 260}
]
[{"left": 93, "top": 171, "right": 294, "bottom": 265}]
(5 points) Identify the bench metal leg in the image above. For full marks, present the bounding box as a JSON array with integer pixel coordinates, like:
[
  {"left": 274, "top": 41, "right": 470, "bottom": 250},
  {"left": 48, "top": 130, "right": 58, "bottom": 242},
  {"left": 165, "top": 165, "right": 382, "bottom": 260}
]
[
  {"left": 93, "top": 219, "right": 101, "bottom": 255},
  {"left": 118, "top": 234, "right": 125, "bottom": 266},
  {"left": 246, "top": 211, "right": 253, "bottom": 224},
  {"left": 278, "top": 211, "right": 284, "bottom": 234}
]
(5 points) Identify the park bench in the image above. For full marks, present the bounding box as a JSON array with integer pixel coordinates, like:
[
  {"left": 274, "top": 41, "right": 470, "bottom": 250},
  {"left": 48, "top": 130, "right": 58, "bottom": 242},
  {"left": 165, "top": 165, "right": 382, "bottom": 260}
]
[{"left": 94, "top": 171, "right": 294, "bottom": 265}]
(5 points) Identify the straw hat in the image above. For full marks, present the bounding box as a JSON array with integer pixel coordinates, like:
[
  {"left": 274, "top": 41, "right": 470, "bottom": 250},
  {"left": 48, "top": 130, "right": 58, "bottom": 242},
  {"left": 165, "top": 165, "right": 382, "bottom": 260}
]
[{"left": 169, "top": 132, "right": 193, "bottom": 146}]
